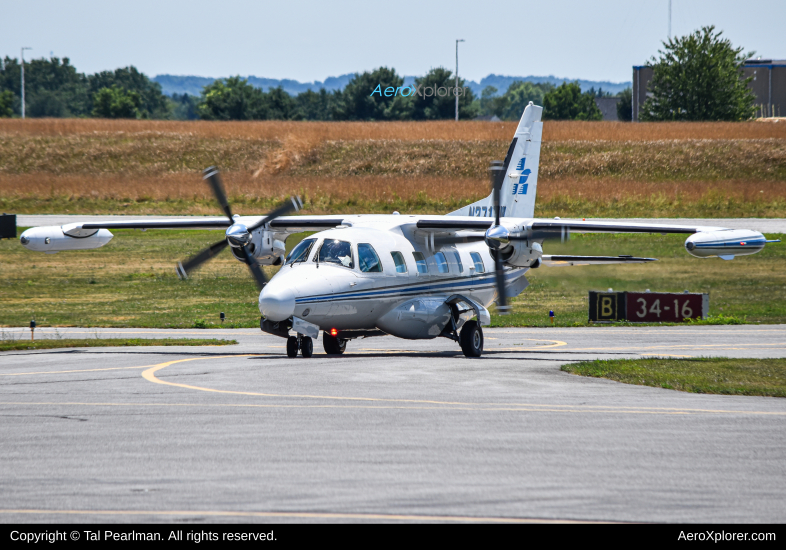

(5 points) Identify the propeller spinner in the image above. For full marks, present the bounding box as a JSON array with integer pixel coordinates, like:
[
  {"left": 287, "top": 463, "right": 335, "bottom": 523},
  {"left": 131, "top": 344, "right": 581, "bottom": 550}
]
[{"left": 175, "top": 167, "right": 302, "bottom": 290}]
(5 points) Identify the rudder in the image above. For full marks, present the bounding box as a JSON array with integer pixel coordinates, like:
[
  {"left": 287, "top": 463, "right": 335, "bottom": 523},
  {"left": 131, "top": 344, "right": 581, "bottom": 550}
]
[{"left": 449, "top": 102, "right": 543, "bottom": 219}]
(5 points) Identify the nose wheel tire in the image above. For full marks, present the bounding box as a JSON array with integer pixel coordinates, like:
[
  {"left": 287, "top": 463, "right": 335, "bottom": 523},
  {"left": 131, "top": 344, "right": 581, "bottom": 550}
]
[
  {"left": 323, "top": 332, "right": 347, "bottom": 355},
  {"left": 286, "top": 336, "right": 298, "bottom": 358},
  {"left": 459, "top": 320, "right": 484, "bottom": 358},
  {"left": 300, "top": 336, "right": 313, "bottom": 358}
]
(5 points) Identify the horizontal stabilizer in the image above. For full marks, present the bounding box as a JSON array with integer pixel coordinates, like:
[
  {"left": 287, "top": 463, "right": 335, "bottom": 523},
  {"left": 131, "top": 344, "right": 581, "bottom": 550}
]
[{"left": 542, "top": 255, "right": 657, "bottom": 267}]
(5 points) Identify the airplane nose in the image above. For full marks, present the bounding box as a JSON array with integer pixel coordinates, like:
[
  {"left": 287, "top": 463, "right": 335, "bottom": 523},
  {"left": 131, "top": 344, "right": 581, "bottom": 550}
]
[{"left": 258, "top": 285, "right": 296, "bottom": 321}]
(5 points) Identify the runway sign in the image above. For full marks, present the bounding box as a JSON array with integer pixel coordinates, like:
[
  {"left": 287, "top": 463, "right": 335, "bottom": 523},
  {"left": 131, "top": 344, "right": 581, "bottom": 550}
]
[
  {"left": 588, "top": 291, "right": 627, "bottom": 321},
  {"left": 0, "top": 214, "right": 15, "bottom": 239},
  {"left": 626, "top": 292, "right": 708, "bottom": 322},
  {"left": 589, "top": 291, "right": 708, "bottom": 322}
]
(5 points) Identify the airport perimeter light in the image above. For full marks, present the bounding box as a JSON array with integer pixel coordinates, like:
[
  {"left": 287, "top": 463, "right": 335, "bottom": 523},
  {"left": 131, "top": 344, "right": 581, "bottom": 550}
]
[
  {"left": 455, "top": 39, "right": 465, "bottom": 121},
  {"left": 21, "top": 47, "right": 32, "bottom": 119}
]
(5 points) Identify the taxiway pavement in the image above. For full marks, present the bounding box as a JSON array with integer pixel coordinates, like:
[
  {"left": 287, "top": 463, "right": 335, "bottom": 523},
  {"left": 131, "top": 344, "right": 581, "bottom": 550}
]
[{"left": 1, "top": 326, "right": 785, "bottom": 523}]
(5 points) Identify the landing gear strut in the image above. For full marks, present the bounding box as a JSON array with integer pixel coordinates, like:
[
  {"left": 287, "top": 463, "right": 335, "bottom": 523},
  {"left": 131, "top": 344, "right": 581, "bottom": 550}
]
[
  {"left": 286, "top": 335, "right": 313, "bottom": 358},
  {"left": 459, "top": 320, "right": 484, "bottom": 358}
]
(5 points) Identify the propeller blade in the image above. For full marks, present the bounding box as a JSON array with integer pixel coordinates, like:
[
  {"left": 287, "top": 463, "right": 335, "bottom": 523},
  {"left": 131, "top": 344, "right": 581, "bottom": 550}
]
[
  {"left": 247, "top": 196, "right": 303, "bottom": 233},
  {"left": 494, "top": 251, "right": 510, "bottom": 315},
  {"left": 203, "top": 166, "right": 234, "bottom": 223},
  {"left": 176, "top": 239, "right": 229, "bottom": 279},
  {"left": 242, "top": 244, "right": 268, "bottom": 290},
  {"left": 489, "top": 161, "right": 504, "bottom": 226}
]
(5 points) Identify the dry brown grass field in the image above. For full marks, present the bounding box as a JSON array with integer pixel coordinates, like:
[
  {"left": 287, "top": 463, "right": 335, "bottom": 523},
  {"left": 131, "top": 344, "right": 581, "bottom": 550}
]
[
  {"left": 1, "top": 119, "right": 785, "bottom": 217},
  {"left": 2, "top": 118, "right": 785, "bottom": 141}
]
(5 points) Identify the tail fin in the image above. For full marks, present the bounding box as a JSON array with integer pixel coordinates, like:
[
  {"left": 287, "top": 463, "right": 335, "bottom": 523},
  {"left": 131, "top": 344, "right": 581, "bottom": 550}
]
[{"left": 449, "top": 102, "right": 543, "bottom": 219}]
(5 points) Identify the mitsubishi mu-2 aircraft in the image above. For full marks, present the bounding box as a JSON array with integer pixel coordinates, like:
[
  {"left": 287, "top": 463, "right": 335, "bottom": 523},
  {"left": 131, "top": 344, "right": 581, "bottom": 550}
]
[{"left": 20, "top": 103, "right": 779, "bottom": 358}]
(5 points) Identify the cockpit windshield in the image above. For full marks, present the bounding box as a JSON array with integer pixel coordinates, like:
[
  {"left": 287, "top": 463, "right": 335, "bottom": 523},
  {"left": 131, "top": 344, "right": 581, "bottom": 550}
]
[
  {"left": 285, "top": 238, "right": 316, "bottom": 265},
  {"left": 316, "top": 239, "right": 354, "bottom": 268}
]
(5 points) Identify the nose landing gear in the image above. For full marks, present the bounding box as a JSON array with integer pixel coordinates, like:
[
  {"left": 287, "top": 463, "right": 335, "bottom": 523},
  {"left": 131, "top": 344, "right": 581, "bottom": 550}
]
[{"left": 286, "top": 335, "right": 314, "bottom": 358}]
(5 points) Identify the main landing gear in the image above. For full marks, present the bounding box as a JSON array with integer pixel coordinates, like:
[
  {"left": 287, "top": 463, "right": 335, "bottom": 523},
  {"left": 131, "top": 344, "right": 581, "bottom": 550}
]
[
  {"left": 286, "top": 332, "right": 347, "bottom": 358},
  {"left": 286, "top": 335, "right": 313, "bottom": 358},
  {"left": 459, "top": 320, "right": 484, "bottom": 358},
  {"left": 323, "top": 332, "right": 347, "bottom": 355}
]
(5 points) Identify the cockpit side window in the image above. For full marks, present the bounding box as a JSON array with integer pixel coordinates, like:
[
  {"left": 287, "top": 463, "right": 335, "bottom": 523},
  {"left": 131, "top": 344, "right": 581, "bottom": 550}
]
[
  {"left": 412, "top": 252, "right": 428, "bottom": 274},
  {"left": 285, "top": 238, "right": 316, "bottom": 265},
  {"left": 316, "top": 239, "right": 354, "bottom": 268},
  {"left": 358, "top": 243, "right": 383, "bottom": 273}
]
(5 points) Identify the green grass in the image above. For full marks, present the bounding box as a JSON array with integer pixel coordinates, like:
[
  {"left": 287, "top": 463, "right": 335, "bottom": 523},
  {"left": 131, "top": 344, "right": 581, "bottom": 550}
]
[
  {"left": 491, "top": 231, "right": 786, "bottom": 327},
  {"left": 561, "top": 357, "right": 786, "bottom": 397},
  {"left": 0, "top": 338, "right": 237, "bottom": 352},
  {"left": 1, "top": 229, "right": 784, "bottom": 328}
]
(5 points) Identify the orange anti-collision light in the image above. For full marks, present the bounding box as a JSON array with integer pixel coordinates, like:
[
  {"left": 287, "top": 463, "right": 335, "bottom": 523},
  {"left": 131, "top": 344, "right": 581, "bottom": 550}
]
[{"left": 330, "top": 328, "right": 338, "bottom": 336}]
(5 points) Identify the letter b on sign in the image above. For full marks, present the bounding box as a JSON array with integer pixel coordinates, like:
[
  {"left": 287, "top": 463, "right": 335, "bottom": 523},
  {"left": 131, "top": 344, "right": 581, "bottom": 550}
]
[
  {"left": 589, "top": 292, "right": 621, "bottom": 321},
  {"left": 601, "top": 297, "right": 614, "bottom": 318}
]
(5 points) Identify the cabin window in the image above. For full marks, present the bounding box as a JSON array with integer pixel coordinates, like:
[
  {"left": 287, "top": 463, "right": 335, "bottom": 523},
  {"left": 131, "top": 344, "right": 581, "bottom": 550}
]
[
  {"left": 452, "top": 251, "right": 463, "bottom": 273},
  {"left": 412, "top": 251, "right": 428, "bottom": 274},
  {"left": 391, "top": 251, "right": 407, "bottom": 273},
  {"left": 285, "top": 238, "right": 316, "bottom": 265},
  {"left": 434, "top": 252, "right": 449, "bottom": 273},
  {"left": 470, "top": 252, "right": 485, "bottom": 273},
  {"left": 316, "top": 239, "right": 354, "bottom": 268},
  {"left": 358, "top": 243, "right": 383, "bottom": 273}
]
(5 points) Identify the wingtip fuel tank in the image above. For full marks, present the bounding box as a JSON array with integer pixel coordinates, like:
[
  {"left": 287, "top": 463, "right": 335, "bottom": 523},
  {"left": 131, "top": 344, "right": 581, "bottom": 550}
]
[{"left": 684, "top": 229, "right": 776, "bottom": 260}]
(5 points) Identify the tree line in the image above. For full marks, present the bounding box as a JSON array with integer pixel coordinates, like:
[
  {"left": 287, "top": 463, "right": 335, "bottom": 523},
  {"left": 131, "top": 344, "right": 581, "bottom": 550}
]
[
  {"left": 0, "top": 57, "right": 608, "bottom": 121},
  {"left": 0, "top": 26, "right": 754, "bottom": 122}
]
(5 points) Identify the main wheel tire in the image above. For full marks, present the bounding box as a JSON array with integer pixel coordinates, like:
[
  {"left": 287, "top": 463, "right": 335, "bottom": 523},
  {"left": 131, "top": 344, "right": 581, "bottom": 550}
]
[
  {"left": 322, "top": 332, "right": 347, "bottom": 355},
  {"left": 459, "top": 320, "right": 484, "bottom": 358},
  {"left": 301, "top": 336, "right": 313, "bottom": 358},
  {"left": 286, "top": 336, "right": 299, "bottom": 358}
]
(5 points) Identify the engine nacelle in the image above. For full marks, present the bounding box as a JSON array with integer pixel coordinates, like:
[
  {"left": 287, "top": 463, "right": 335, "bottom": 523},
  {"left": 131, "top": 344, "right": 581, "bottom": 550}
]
[
  {"left": 685, "top": 229, "right": 766, "bottom": 260},
  {"left": 497, "top": 241, "right": 543, "bottom": 268},
  {"left": 19, "top": 225, "right": 113, "bottom": 253},
  {"left": 230, "top": 229, "right": 286, "bottom": 265}
]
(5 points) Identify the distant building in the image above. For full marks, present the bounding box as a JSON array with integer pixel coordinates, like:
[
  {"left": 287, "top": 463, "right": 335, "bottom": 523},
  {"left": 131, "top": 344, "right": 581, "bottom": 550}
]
[
  {"left": 632, "top": 59, "right": 786, "bottom": 121},
  {"left": 595, "top": 97, "right": 620, "bottom": 121},
  {"left": 744, "top": 59, "right": 786, "bottom": 118},
  {"left": 474, "top": 115, "right": 502, "bottom": 122}
]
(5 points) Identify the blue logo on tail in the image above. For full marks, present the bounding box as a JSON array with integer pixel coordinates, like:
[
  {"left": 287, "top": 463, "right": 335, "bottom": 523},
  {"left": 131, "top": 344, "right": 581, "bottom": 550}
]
[{"left": 512, "top": 157, "right": 531, "bottom": 194}]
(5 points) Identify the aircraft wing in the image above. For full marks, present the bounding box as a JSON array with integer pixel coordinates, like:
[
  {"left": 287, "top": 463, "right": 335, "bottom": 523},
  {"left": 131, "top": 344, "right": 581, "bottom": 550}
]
[
  {"left": 416, "top": 217, "right": 729, "bottom": 234},
  {"left": 527, "top": 219, "right": 729, "bottom": 235},
  {"left": 268, "top": 216, "right": 346, "bottom": 232},
  {"left": 71, "top": 215, "right": 346, "bottom": 233},
  {"left": 77, "top": 217, "right": 231, "bottom": 230}
]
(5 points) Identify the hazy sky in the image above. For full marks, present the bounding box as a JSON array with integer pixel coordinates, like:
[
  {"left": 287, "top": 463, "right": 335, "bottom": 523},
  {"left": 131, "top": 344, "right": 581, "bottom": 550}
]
[{"left": 2, "top": 0, "right": 783, "bottom": 83}]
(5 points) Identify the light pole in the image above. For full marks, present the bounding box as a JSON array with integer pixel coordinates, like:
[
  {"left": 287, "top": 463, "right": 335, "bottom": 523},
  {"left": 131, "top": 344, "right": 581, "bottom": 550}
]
[
  {"left": 455, "top": 39, "right": 464, "bottom": 121},
  {"left": 668, "top": 0, "right": 672, "bottom": 39},
  {"left": 21, "top": 47, "right": 32, "bottom": 119}
]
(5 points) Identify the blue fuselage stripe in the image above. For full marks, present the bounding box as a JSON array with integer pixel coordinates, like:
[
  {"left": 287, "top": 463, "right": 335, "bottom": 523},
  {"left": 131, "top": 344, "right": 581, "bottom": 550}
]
[{"left": 294, "top": 269, "right": 525, "bottom": 304}]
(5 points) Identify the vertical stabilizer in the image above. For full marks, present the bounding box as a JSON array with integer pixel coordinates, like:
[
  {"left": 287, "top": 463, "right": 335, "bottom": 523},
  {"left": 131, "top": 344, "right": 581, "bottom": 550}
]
[{"left": 449, "top": 102, "right": 543, "bottom": 219}]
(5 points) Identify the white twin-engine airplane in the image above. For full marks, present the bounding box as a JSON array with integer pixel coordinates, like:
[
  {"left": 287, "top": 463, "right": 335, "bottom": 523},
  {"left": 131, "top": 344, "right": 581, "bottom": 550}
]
[{"left": 20, "top": 103, "right": 779, "bottom": 358}]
